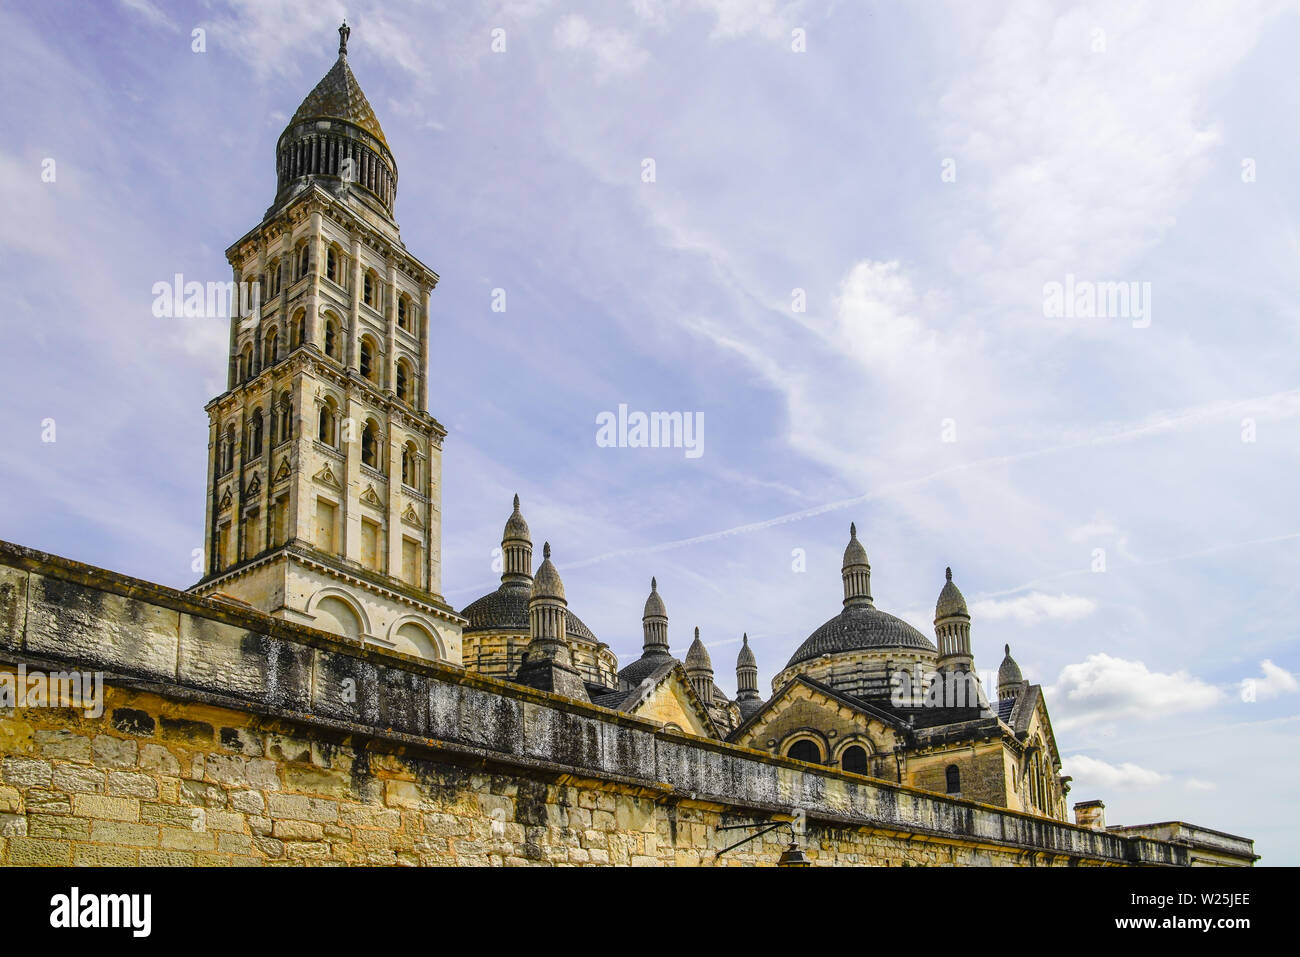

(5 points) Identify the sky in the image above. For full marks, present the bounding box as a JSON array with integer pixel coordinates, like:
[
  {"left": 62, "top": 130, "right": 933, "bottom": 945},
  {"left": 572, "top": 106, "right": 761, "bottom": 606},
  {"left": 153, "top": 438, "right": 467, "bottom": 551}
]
[{"left": 1, "top": 0, "right": 1297, "bottom": 862}]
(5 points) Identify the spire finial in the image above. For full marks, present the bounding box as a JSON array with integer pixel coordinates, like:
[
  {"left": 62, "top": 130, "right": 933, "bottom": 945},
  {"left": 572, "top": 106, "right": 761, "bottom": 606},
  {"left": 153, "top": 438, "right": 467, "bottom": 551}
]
[
  {"left": 338, "top": 21, "right": 350, "bottom": 57},
  {"left": 650, "top": 576, "right": 657, "bottom": 591},
  {"left": 512, "top": 493, "right": 520, "bottom": 510},
  {"left": 1004, "top": 643, "right": 1011, "bottom": 656},
  {"left": 946, "top": 566, "right": 952, "bottom": 581},
  {"left": 850, "top": 521, "right": 857, "bottom": 539},
  {"left": 742, "top": 632, "right": 749, "bottom": 645},
  {"left": 543, "top": 541, "right": 551, "bottom": 560},
  {"left": 694, "top": 626, "right": 700, "bottom": 639}
]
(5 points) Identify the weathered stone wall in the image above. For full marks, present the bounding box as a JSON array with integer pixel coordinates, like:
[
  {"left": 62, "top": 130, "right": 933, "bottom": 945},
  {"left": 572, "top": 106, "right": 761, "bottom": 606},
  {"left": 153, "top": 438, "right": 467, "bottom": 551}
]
[{"left": 0, "top": 541, "right": 1193, "bottom": 866}]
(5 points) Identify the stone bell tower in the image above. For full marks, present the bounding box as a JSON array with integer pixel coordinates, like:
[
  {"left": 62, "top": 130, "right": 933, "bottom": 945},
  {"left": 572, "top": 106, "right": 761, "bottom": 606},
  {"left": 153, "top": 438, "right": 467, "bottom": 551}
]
[{"left": 191, "top": 23, "right": 464, "bottom": 664}]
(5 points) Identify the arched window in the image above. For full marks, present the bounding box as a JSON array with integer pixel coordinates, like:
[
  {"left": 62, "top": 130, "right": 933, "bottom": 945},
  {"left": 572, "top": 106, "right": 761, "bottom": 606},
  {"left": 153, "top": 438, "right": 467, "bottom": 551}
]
[
  {"left": 323, "top": 318, "right": 339, "bottom": 360},
  {"left": 397, "top": 296, "right": 408, "bottom": 330},
  {"left": 269, "top": 259, "right": 281, "bottom": 296},
  {"left": 361, "top": 420, "right": 379, "bottom": 469},
  {"left": 842, "top": 745, "right": 869, "bottom": 775},
  {"left": 787, "top": 739, "right": 822, "bottom": 764},
  {"left": 359, "top": 338, "right": 376, "bottom": 382},
  {"left": 262, "top": 327, "right": 278, "bottom": 367},
  {"left": 395, "top": 360, "right": 410, "bottom": 403},
  {"left": 401, "top": 441, "right": 418, "bottom": 487},
  {"left": 946, "top": 764, "right": 961, "bottom": 794},
  {"left": 240, "top": 343, "right": 254, "bottom": 382},
  {"left": 363, "top": 271, "right": 375, "bottom": 307},
  {"left": 249, "top": 410, "right": 264, "bottom": 457},
  {"left": 297, "top": 242, "right": 310, "bottom": 279},
  {"left": 318, "top": 398, "right": 337, "bottom": 447},
  {"left": 326, "top": 246, "right": 338, "bottom": 283},
  {"left": 222, "top": 423, "right": 236, "bottom": 473},
  {"left": 277, "top": 394, "right": 292, "bottom": 443}
]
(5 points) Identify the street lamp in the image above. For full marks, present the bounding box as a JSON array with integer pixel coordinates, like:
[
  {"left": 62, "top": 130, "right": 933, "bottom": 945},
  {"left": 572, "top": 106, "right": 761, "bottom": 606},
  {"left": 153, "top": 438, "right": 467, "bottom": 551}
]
[{"left": 715, "top": 819, "right": 810, "bottom": 867}]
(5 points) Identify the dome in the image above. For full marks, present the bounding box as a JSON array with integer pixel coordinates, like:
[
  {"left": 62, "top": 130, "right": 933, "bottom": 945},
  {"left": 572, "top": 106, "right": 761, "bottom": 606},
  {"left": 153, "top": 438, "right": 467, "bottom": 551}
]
[
  {"left": 737, "top": 633, "right": 756, "bottom": 669},
  {"left": 643, "top": 577, "right": 666, "bottom": 619},
  {"left": 998, "top": 644, "right": 1023, "bottom": 687},
  {"left": 785, "top": 604, "right": 936, "bottom": 669},
  {"left": 460, "top": 584, "right": 597, "bottom": 643},
  {"left": 685, "top": 628, "right": 713, "bottom": 672},
  {"left": 530, "top": 543, "right": 564, "bottom": 601},
  {"left": 935, "top": 567, "right": 969, "bottom": 620},
  {"left": 617, "top": 652, "right": 676, "bottom": 687},
  {"left": 843, "top": 522, "right": 869, "bottom": 567},
  {"left": 503, "top": 494, "right": 530, "bottom": 542}
]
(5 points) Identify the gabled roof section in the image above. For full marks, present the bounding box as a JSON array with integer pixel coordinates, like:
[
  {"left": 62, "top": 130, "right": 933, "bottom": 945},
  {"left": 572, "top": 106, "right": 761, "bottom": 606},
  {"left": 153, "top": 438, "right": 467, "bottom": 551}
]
[
  {"left": 592, "top": 661, "right": 721, "bottom": 739},
  {"left": 728, "top": 673, "right": 913, "bottom": 744}
]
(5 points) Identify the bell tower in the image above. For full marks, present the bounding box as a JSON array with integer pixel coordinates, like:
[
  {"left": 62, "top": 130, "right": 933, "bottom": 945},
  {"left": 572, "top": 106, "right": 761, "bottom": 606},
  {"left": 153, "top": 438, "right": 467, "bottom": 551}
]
[{"left": 191, "top": 23, "right": 464, "bottom": 664}]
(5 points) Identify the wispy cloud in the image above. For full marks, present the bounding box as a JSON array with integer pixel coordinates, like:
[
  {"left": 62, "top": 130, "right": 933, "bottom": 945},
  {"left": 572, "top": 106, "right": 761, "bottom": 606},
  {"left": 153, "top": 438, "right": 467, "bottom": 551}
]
[{"left": 1049, "top": 654, "right": 1223, "bottom": 730}]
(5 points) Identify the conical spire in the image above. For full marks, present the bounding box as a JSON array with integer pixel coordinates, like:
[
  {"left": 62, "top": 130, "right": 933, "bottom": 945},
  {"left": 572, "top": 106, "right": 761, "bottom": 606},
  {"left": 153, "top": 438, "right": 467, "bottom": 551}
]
[
  {"left": 500, "top": 494, "right": 533, "bottom": 585},
  {"left": 841, "top": 522, "right": 872, "bottom": 607},
  {"left": 641, "top": 576, "right": 670, "bottom": 657},
  {"left": 274, "top": 23, "right": 398, "bottom": 215},
  {"left": 998, "top": 644, "right": 1024, "bottom": 701},
  {"left": 516, "top": 541, "right": 588, "bottom": 702},
  {"left": 736, "top": 633, "right": 759, "bottom": 703},
  {"left": 530, "top": 542, "right": 564, "bottom": 601},
  {"left": 685, "top": 627, "right": 714, "bottom": 706}
]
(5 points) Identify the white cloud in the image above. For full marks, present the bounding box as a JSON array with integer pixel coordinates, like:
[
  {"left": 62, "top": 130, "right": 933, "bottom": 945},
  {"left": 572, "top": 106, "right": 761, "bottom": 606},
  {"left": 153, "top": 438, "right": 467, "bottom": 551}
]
[
  {"left": 1241, "top": 660, "right": 1299, "bottom": 701},
  {"left": 118, "top": 0, "right": 177, "bottom": 32},
  {"left": 971, "top": 592, "right": 1096, "bottom": 625},
  {"left": 1049, "top": 653, "right": 1222, "bottom": 729},
  {"left": 1062, "top": 753, "right": 1165, "bottom": 789},
  {"left": 554, "top": 15, "right": 648, "bottom": 82}
]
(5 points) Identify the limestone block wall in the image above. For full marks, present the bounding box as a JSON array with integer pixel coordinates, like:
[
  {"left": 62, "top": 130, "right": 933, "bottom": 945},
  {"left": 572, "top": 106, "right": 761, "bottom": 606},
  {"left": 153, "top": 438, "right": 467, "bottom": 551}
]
[{"left": 0, "top": 541, "right": 1196, "bottom": 867}]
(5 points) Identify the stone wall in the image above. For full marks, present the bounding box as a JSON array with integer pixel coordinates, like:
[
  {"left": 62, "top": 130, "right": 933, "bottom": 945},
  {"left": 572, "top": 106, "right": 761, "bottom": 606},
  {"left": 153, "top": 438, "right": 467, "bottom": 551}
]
[{"left": 0, "top": 540, "right": 1195, "bottom": 866}]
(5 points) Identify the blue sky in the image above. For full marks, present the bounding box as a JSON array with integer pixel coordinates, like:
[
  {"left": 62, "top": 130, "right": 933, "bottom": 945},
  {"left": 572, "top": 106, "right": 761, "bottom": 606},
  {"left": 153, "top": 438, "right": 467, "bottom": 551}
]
[{"left": 1, "top": 0, "right": 1297, "bottom": 862}]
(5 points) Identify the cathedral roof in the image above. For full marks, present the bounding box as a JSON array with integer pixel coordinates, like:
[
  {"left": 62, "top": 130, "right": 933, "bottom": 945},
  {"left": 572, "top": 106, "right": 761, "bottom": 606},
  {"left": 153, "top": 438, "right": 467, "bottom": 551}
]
[
  {"left": 459, "top": 580, "right": 598, "bottom": 643},
  {"left": 785, "top": 604, "right": 936, "bottom": 669},
  {"left": 935, "top": 567, "right": 969, "bottom": 620},
  {"left": 289, "top": 43, "right": 389, "bottom": 148}
]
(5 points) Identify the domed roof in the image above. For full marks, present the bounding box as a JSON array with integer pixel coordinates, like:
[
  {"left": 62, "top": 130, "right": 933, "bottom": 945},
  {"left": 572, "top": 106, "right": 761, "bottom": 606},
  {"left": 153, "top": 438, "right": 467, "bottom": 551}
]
[
  {"left": 617, "top": 652, "right": 676, "bottom": 687},
  {"left": 843, "top": 522, "right": 869, "bottom": 567},
  {"left": 288, "top": 26, "right": 389, "bottom": 148},
  {"left": 737, "top": 696, "right": 764, "bottom": 720},
  {"left": 643, "top": 577, "right": 666, "bottom": 619},
  {"left": 503, "top": 494, "right": 530, "bottom": 542},
  {"left": 935, "top": 567, "right": 969, "bottom": 620},
  {"left": 998, "top": 644, "right": 1023, "bottom": 686},
  {"left": 685, "top": 628, "right": 713, "bottom": 672},
  {"left": 460, "top": 582, "right": 598, "bottom": 645},
  {"left": 785, "top": 604, "right": 936, "bottom": 669},
  {"left": 737, "top": 633, "right": 756, "bottom": 669}
]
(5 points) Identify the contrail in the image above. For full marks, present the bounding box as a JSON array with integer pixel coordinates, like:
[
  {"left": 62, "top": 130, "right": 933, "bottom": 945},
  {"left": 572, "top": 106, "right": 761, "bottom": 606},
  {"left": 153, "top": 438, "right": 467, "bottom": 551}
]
[{"left": 446, "top": 386, "right": 1300, "bottom": 597}]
